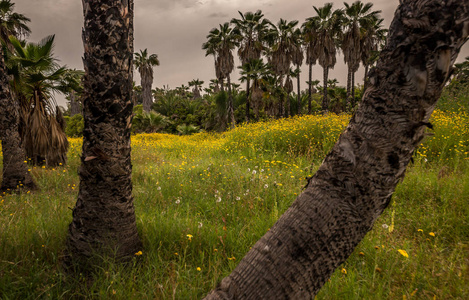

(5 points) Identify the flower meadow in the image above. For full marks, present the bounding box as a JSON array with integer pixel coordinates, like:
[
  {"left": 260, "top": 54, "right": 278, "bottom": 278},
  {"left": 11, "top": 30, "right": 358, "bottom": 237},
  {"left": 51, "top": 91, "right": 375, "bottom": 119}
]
[{"left": 0, "top": 110, "right": 468, "bottom": 299}]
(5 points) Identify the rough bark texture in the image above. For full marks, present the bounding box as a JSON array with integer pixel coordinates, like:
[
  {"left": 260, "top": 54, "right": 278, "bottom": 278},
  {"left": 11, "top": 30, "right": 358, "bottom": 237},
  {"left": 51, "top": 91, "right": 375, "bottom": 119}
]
[
  {"left": 308, "top": 63, "right": 312, "bottom": 114},
  {"left": 0, "top": 55, "right": 36, "bottom": 192},
  {"left": 322, "top": 66, "right": 329, "bottom": 111},
  {"left": 227, "top": 75, "right": 235, "bottom": 128},
  {"left": 65, "top": 0, "right": 142, "bottom": 266},
  {"left": 296, "top": 68, "right": 301, "bottom": 115},
  {"left": 70, "top": 92, "right": 81, "bottom": 116},
  {"left": 245, "top": 79, "right": 250, "bottom": 123},
  {"left": 141, "top": 72, "right": 153, "bottom": 112},
  {"left": 204, "top": 1, "right": 468, "bottom": 299}
]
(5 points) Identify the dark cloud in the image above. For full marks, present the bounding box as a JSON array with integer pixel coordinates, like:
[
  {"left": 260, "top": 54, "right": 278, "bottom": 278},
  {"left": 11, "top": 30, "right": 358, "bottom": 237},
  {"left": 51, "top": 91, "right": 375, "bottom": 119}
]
[{"left": 12, "top": 0, "right": 469, "bottom": 107}]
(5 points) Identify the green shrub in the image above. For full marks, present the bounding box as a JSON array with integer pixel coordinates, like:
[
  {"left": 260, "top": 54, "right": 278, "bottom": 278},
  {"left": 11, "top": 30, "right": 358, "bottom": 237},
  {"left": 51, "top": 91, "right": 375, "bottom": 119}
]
[{"left": 65, "top": 114, "right": 84, "bottom": 137}]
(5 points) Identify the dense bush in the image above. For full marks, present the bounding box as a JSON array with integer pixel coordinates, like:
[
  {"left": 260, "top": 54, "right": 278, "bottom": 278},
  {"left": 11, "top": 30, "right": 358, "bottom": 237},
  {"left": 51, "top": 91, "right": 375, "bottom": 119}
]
[{"left": 65, "top": 114, "right": 84, "bottom": 137}]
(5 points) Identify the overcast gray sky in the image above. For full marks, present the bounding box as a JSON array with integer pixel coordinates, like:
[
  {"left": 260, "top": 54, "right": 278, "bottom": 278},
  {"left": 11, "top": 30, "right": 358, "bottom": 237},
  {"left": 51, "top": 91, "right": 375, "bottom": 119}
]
[{"left": 14, "top": 0, "right": 469, "bottom": 107}]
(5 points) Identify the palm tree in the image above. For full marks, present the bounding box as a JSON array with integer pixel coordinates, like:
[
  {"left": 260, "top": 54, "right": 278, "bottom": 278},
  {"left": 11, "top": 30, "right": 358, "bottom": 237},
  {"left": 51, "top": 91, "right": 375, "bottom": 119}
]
[
  {"left": 134, "top": 48, "right": 159, "bottom": 112},
  {"left": 291, "top": 28, "right": 304, "bottom": 115},
  {"left": 302, "top": 17, "right": 320, "bottom": 114},
  {"left": 313, "top": 3, "right": 343, "bottom": 112},
  {"left": 268, "top": 19, "right": 299, "bottom": 117},
  {"left": 8, "top": 35, "right": 70, "bottom": 167},
  {"left": 202, "top": 23, "right": 240, "bottom": 128},
  {"left": 231, "top": 10, "right": 272, "bottom": 122},
  {"left": 342, "top": 1, "right": 381, "bottom": 108},
  {"left": 360, "top": 16, "right": 387, "bottom": 91},
  {"left": 239, "top": 58, "right": 269, "bottom": 119},
  {"left": 188, "top": 78, "right": 204, "bottom": 99},
  {"left": 204, "top": 1, "right": 467, "bottom": 298},
  {"left": 66, "top": 0, "right": 142, "bottom": 267},
  {"left": 0, "top": 0, "right": 36, "bottom": 192}
]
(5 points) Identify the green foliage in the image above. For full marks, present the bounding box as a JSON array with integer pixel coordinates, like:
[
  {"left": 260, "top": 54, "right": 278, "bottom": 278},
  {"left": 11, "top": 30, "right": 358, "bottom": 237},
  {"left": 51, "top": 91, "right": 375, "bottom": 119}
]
[
  {"left": 65, "top": 114, "right": 84, "bottom": 137},
  {"left": 132, "top": 109, "right": 170, "bottom": 134},
  {"left": 176, "top": 124, "right": 201, "bottom": 135},
  {"left": 0, "top": 109, "right": 467, "bottom": 299}
]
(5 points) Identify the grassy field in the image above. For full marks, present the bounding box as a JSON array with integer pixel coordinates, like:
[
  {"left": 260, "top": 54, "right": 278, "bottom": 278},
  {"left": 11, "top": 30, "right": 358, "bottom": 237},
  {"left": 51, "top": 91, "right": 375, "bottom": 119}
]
[{"left": 0, "top": 111, "right": 468, "bottom": 299}]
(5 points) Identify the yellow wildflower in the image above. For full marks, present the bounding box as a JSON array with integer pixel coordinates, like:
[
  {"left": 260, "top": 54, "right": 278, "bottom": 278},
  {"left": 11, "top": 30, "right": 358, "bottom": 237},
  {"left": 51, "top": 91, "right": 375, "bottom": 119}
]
[
  {"left": 429, "top": 232, "right": 435, "bottom": 237},
  {"left": 134, "top": 251, "right": 143, "bottom": 256},
  {"left": 398, "top": 249, "right": 409, "bottom": 258},
  {"left": 341, "top": 268, "right": 347, "bottom": 274}
]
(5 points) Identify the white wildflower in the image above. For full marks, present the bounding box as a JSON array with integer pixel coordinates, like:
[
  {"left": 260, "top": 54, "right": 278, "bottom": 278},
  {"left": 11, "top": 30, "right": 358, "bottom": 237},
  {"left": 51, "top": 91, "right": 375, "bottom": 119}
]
[
  {"left": 216, "top": 196, "right": 222, "bottom": 203},
  {"left": 382, "top": 224, "right": 389, "bottom": 229},
  {"left": 264, "top": 184, "right": 269, "bottom": 189},
  {"left": 198, "top": 222, "right": 203, "bottom": 228},
  {"left": 252, "top": 170, "right": 257, "bottom": 175},
  {"left": 236, "top": 196, "right": 241, "bottom": 201},
  {"left": 157, "top": 186, "right": 161, "bottom": 191}
]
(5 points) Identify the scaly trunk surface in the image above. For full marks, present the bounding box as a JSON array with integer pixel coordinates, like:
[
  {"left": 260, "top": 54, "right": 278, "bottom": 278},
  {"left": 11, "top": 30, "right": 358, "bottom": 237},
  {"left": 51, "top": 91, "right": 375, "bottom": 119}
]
[
  {"left": 351, "top": 71, "right": 356, "bottom": 108},
  {"left": 227, "top": 75, "right": 235, "bottom": 129},
  {"left": 70, "top": 92, "right": 81, "bottom": 116},
  {"left": 296, "top": 66, "right": 301, "bottom": 115},
  {"left": 66, "top": 0, "right": 142, "bottom": 267},
  {"left": 364, "top": 64, "right": 369, "bottom": 92},
  {"left": 245, "top": 79, "right": 250, "bottom": 123},
  {"left": 308, "top": 62, "right": 312, "bottom": 114},
  {"left": 204, "top": 1, "right": 468, "bottom": 298},
  {"left": 346, "top": 68, "right": 352, "bottom": 109},
  {"left": 0, "top": 55, "right": 37, "bottom": 192},
  {"left": 322, "top": 66, "right": 329, "bottom": 112},
  {"left": 141, "top": 73, "right": 153, "bottom": 112}
]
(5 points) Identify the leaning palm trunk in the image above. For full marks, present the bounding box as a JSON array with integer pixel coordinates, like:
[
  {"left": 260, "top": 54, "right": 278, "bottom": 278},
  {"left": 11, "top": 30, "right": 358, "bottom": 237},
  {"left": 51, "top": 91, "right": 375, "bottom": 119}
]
[
  {"left": 204, "top": 1, "right": 468, "bottom": 298},
  {"left": 0, "top": 55, "right": 36, "bottom": 192},
  {"left": 65, "top": 0, "right": 142, "bottom": 267}
]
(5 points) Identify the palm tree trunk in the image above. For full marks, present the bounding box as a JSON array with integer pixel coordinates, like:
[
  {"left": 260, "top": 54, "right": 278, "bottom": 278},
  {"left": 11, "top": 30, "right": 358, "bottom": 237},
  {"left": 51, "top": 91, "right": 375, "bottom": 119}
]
[
  {"left": 364, "top": 64, "right": 369, "bottom": 91},
  {"left": 70, "top": 91, "right": 81, "bottom": 116},
  {"left": 0, "top": 55, "right": 37, "bottom": 193},
  {"left": 351, "top": 71, "right": 356, "bottom": 108},
  {"left": 204, "top": 1, "right": 467, "bottom": 298},
  {"left": 142, "top": 73, "right": 153, "bottom": 112},
  {"left": 245, "top": 78, "right": 250, "bottom": 123},
  {"left": 65, "top": 0, "right": 142, "bottom": 267},
  {"left": 308, "top": 62, "right": 312, "bottom": 114},
  {"left": 227, "top": 75, "right": 235, "bottom": 129},
  {"left": 322, "top": 66, "right": 329, "bottom": 112},
  {"left": 297, "top": 66, "right": 301, "bottom": 115},
  {"left": 346, "top": 68, "right": 352, "bottom": 110}
]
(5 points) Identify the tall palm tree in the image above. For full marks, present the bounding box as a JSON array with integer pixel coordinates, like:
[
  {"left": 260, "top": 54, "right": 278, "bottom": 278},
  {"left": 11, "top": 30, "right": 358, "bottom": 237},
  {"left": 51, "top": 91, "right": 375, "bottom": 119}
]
[
  {"left": 231, "top": 10, "right": 272, "bottom": 122},
  {"left": 302, "top": 16, "right": 320, "bottom": 114},
  {"left": 291, "top": 28, "right": 304, "bottom": 115},
  {"left": 0, "top": 0, "right": 36, "bottom": 192},
  {"left": 202, "top": 23, "right": 240, "bottom": 128},
  {"left": 342, "top": 1, "right": 381, "bottom": 108},
  {"left": 268, "top": 19, "right": 299, "bottom": 117},
  {"left": 204, "top": 1, "right": 468, "bottom": 298},
  {"left": 360, "top": 16, "right": 387, "bottom": 91},
  {"left": 188, "top": 78, "right": 204, "bottom": 99},
  {"left": 66, "top": 0, "right": 142, "bottom": 267},
  {"left": 313, "top": 3, "right": 343, "bottom": 112},
  {"left": 134, "top": 48, "right": 159, "bottom": 112},
  {"left": 8, "top": 35, "right": 69, "bottom": 167},
  {"left": 239, "top": 58, "right": 269, "bottom": 119}
]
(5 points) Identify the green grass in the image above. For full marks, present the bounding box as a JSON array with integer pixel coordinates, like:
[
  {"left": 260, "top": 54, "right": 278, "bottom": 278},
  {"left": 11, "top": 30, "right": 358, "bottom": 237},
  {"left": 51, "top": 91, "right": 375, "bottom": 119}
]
[{"left": 0, "top": 111, "right": 468, "bottom": 299}]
